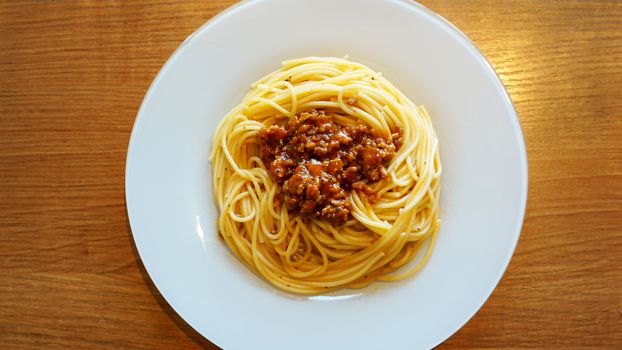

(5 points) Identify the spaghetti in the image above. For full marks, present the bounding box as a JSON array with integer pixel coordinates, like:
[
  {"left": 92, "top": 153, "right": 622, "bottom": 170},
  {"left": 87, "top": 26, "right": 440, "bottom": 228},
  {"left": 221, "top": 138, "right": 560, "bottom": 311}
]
[{"left": 210, "top": 57, "right": 441, "bottom": 294}]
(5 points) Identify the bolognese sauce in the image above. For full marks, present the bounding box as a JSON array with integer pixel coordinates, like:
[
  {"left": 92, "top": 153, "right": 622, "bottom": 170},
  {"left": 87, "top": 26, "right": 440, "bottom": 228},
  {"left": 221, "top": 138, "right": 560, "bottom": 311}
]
[{"left": 258, "top": 109, "right": 401, "bottom": 224}]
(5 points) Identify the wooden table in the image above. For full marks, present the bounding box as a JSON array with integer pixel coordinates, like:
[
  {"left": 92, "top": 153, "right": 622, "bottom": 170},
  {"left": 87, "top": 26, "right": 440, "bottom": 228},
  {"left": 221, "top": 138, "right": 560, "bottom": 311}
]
[{"left": 1, "top": 1, "right": 620, "bottom": 348}]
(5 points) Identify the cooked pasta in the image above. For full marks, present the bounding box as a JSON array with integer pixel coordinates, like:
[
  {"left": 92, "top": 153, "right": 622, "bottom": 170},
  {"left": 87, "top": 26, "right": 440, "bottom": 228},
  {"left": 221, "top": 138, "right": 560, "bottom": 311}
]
[{"left": 210, "top": 57, "right": 441, "bottom": 294}]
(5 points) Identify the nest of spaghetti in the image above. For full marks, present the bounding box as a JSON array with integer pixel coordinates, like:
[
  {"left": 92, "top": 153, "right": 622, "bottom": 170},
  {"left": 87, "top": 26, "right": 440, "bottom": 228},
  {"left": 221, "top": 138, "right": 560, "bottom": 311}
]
[{"left": 211, "top": 57, "right": 441, "bottom": 295}]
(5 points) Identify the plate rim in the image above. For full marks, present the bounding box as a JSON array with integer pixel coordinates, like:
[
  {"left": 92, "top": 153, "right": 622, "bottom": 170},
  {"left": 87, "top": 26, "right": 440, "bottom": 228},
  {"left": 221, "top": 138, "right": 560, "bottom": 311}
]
[{"left": 125, "top": 0, "right": 529, "bottom": 348}]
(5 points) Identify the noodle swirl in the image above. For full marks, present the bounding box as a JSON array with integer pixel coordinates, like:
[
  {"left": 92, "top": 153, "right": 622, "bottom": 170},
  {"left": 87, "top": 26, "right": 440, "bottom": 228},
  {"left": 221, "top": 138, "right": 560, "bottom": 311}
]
[{"left": 210, "top": 57, "right": 441, "bottom": 294}]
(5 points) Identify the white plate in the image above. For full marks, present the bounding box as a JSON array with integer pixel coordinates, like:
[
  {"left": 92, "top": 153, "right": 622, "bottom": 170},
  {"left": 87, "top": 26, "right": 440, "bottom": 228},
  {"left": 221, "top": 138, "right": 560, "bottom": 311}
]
[{"left": 125, "top": 0, "right": 527, "bottom": 349}]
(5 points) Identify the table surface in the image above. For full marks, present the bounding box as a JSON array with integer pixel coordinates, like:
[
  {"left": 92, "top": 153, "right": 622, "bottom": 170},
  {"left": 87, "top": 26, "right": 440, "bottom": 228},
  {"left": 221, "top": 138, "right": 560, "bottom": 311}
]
[{"left": 1, "top": 0, "right": 621, "bottom": 349}]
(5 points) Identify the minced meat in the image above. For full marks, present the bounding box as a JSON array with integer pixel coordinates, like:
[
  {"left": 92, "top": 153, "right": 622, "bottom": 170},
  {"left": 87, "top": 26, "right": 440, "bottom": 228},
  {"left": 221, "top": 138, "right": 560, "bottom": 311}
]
[{"left": 258, "top": 109, "right": 401, "bottom": 225}]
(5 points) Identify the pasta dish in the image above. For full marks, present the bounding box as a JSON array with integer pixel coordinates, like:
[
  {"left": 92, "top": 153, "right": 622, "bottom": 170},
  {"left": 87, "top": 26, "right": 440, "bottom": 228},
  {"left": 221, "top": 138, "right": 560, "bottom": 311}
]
[{"left": 210, "top": 57, "right": 441, "bottom": 294}]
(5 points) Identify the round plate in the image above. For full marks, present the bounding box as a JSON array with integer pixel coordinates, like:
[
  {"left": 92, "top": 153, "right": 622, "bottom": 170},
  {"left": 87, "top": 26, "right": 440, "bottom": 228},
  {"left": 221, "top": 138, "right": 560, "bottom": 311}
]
[{"left": 125, "top": 0, "right": 528, "bottom": 349}]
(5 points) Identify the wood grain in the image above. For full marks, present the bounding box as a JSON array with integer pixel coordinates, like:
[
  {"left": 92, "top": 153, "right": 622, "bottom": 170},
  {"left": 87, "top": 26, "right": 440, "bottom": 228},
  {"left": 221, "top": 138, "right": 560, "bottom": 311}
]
[{"left": 1, "top": 1, "right": 620, "bottom": 349}]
